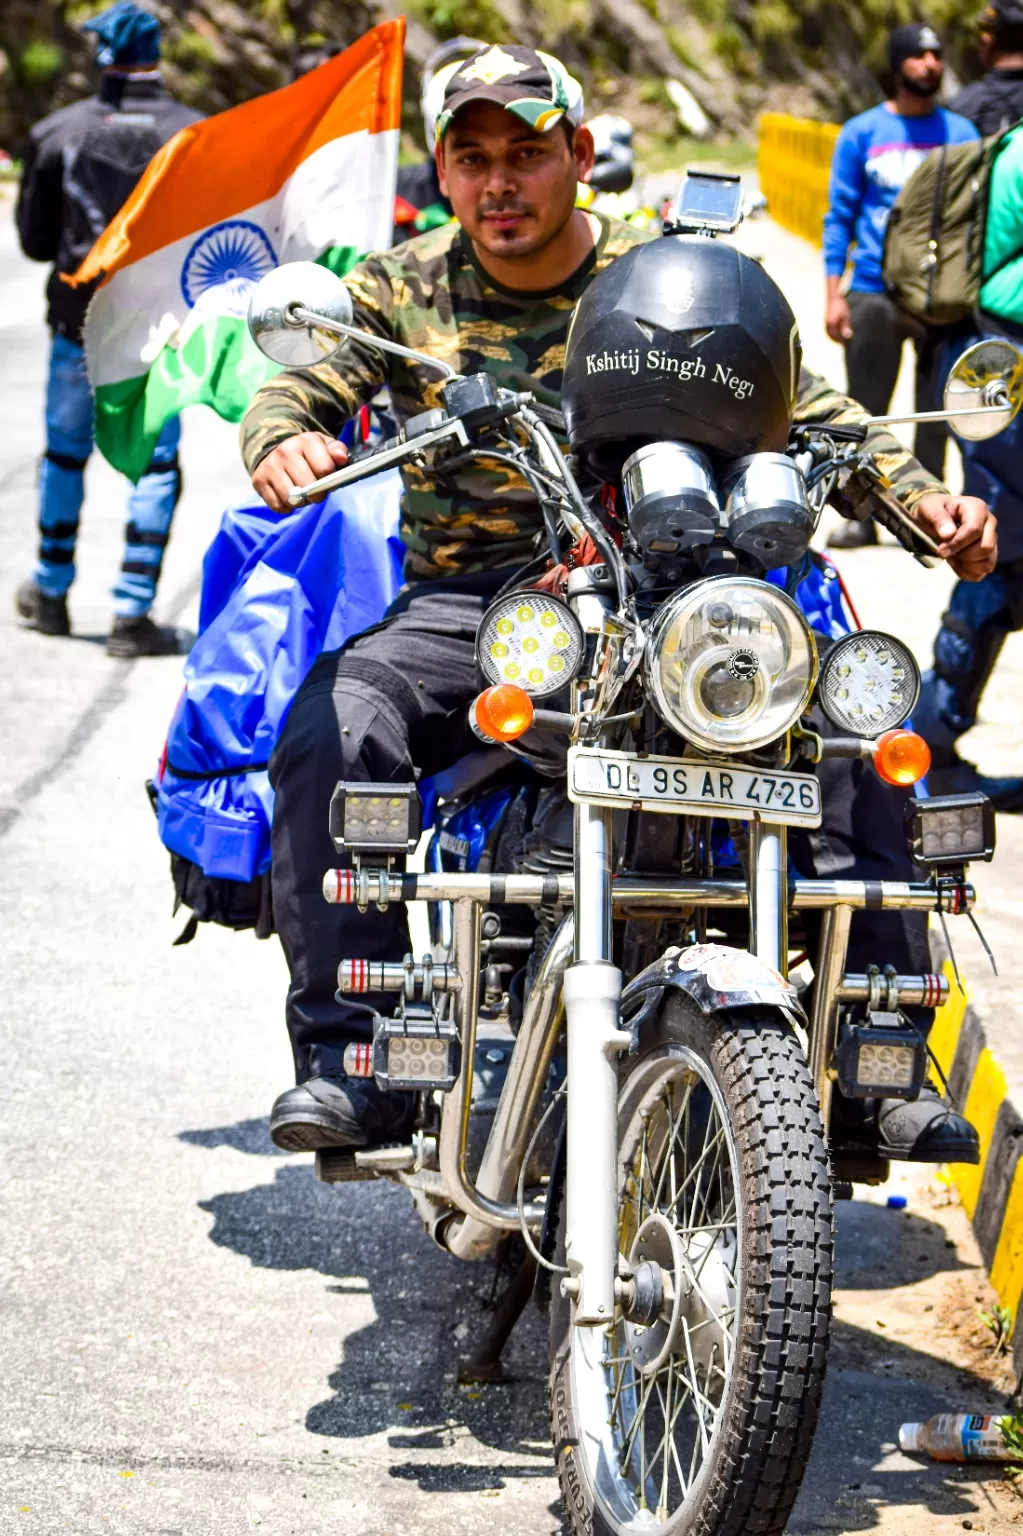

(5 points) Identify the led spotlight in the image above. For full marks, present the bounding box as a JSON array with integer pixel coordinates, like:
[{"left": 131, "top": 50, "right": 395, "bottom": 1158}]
[
  {"left": 904, "top": 792, "right": 995, "bottom": 868},
  {"left": 834, "top": 1019, "right": 927, "bottom": 1099},
  {"left": 372, "top": 1014, "right": 461, "bottom": 1092},
  {"left": 476, "top": 591, "right": 584, "bottom": 699},
  {"left": 818, "top": 630, "right": 920, "bottom": 735},
  {"left": 328, "top": 781, "right": 422, "bottom": 857}
]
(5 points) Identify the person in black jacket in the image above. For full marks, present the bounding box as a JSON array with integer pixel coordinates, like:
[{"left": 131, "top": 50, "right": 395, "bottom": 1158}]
[
  {"left": 15, "top": 1, "right": 201, "bottom": 656},
  {"left": 952, "top": 1, "right": 1023, "bottom": 136}
]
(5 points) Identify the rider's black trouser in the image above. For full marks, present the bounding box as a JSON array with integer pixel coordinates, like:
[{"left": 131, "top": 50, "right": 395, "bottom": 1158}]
[
  {"left": 269, "top": 576, "right": 508, "bottom": 1082},
  {"left": 271, "top": 585, "right": 932, "bottom": 1084}
]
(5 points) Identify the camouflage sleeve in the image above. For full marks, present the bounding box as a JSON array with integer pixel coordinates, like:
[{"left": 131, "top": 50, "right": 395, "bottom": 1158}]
[
  {"left": 794, "top": 365, "right": 947, "bottom": 510},
  {"left": 240, "top": 254, "right": 395, "bottom": 474}
]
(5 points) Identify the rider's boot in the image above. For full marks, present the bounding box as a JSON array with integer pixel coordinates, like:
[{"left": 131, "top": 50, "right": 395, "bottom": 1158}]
[
  {"left": 876, "top": 1082, "right": 980, "bottom": 1164},
  {"left": 269, "top": 1071, "right": 416, "bottom": 1153}
]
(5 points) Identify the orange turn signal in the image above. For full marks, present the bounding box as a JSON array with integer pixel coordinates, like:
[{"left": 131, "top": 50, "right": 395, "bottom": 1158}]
[
  {"left": 470, "top": 684, "right": 535, "bottom": 744},
  {"left": 873, "top": 728, "right": 931, "bottom": 787}
]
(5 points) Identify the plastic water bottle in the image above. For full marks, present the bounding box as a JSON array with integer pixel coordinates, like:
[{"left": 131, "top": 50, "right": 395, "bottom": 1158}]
[{"left": 899, "top": 1414, "right": 1018, "bottom": 1462}]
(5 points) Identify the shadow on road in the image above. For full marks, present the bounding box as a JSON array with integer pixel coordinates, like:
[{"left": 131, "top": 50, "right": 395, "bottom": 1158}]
[
  {"left": 196, "top": 1160, "right": 558, "bottom": 1503},
  {"left": 185, "top": 1130, "right": 1012, "bottom": 1526},
  {"left": 178, "top": 1115, "right": 287, "bottom": 1155}
]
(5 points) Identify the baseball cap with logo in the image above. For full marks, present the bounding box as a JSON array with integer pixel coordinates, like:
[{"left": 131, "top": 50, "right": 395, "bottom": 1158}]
[
  {"left": 433, "top": 45, "right": 584, "bottom": 144},
  {"left": 888, "top": 21, "right": 943, "bottom": 72}
]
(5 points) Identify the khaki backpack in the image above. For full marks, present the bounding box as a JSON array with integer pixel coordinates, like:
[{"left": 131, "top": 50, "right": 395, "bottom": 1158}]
[{"left": 882, "top": 123, "right": 1018, "bottom": 325}]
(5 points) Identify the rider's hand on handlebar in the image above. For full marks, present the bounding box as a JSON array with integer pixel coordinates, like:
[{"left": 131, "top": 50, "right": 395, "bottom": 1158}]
[
  {"left": 912, "top": 493, "right": 998, "bottom": 581},
  {"left": 251, "top": 432, "right": 349, "bottom": 513}
]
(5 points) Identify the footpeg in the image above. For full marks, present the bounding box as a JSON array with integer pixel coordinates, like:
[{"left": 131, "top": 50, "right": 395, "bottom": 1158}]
[{"left": 315, "top": 1149, "right": 376, "bottom": 1183}]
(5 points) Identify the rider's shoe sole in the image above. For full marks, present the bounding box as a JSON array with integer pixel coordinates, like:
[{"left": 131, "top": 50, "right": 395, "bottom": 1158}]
[{"left": 269, "top": 1114, "right": 368, "bottom": 1153}]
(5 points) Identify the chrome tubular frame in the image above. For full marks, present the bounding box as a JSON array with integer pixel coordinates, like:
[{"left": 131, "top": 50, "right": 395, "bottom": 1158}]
[
  {"left": 369, "top": 866, "right": 967, "bottom": 1260},
  {"left": 442, "top": 914, "right": 575, "bottom": 1260},
  {"left": 808, "top": 904, "right": 853, "bottom": 1126},
  {"left": 323, "top": 868, "right": 971, "bottom": 914}
]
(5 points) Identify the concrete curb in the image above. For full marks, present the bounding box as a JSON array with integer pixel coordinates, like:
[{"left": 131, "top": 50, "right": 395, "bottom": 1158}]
[{"left": 928, "top": 951, "right": 1023, "bottom": 1381}]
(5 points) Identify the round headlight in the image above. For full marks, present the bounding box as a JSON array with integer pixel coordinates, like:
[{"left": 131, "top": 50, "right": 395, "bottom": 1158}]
[
  {"left": 476, "top": 591, "right": 584, "bottom": 699},
  {"left": 646, "top": 576, "right": 818, "bottom": 753},
  {"left": 818, "top": 630, "right": 920, "bottom": 736}
]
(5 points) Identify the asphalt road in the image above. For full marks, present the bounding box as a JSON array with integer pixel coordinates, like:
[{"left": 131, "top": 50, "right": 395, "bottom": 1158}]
[{"left": 1, "top": 189, "right": 1020, "bottom": 1535}]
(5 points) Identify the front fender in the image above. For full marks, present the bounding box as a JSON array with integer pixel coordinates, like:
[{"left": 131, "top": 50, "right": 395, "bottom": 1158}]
[{"left": 622, "top": 941, "right": 805, "bottom": 1025}]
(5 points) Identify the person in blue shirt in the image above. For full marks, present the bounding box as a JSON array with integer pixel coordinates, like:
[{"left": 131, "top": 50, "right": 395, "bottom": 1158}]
[{"left": 823, "top": 23, "right": 979, "bottom": 546}]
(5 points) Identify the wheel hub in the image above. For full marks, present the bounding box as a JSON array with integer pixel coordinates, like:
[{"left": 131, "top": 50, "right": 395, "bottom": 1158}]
[
  {"left": 623, "top": 1212, "right": 737, "bottom": 1377},
  {"left": 623, "top": 1214, "right": 690, "bottom": 1375}
]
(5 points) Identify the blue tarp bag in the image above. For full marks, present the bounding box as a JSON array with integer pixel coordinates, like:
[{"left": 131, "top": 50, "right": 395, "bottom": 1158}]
[{"left": 153, "top": 470, "right": 402, "bottom": 938}]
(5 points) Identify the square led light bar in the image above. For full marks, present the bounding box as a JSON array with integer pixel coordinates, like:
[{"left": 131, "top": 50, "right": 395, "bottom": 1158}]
[
  {"left": 329, "top": 781, "right": 422, "bottom": 856},
  {"left": 372, "top": 1013, "right": 461, "bottom": 1092},
  {"left": 904, "top": 792, "right": 995, "bottom": 868},
  {"left": 834, "top": 1018, "right": 927, "bottom": 1100}
]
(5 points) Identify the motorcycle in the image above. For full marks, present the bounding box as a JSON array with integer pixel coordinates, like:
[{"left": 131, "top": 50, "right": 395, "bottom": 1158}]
[{"left": 244, "top": 172, "right": 1021, "bottom": 1535}]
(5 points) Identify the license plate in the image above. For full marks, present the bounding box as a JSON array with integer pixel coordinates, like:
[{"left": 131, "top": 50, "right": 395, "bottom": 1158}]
[{"left": 567, "top": 746, "right": 822, "bottom": 828}]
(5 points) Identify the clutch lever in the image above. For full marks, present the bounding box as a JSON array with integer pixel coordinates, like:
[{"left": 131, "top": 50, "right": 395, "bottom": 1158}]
[{"left": 286, "top": 416, "right": 470, "bottom": 507}]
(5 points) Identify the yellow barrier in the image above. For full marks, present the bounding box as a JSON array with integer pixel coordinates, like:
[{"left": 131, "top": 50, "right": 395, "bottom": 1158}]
[{"left": 757, "top": 113, "right": 840, "bottom": 248}]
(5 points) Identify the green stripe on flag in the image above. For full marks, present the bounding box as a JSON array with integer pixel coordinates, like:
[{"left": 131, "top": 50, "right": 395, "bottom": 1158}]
[{"left": 95, "top": 246, "right": 367, "bottom": 481}]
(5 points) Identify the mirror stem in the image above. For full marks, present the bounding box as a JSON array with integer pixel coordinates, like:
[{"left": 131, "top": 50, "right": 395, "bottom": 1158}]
[
  {"left": 866, "top": 404, "right": 1011, "bottom": 426},
  {"left": 288, "top": 303, "right": 459, "bottom": 379}
]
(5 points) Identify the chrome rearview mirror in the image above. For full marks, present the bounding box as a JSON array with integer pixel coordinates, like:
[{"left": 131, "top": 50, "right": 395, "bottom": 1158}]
[
  {"left": 246, "top": 261, "right": 354, "bottom": 367},
  {"left": 943, "top": 338, "right": 1023, "bottom": 441},
  {"left": 246, "top": 258, "right": 459, "bottom": 378}
]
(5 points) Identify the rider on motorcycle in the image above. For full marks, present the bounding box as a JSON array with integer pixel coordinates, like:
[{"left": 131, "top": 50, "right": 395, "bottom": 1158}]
[{"left": 241, "top": 44, "right": 996, "bottom": 1165}]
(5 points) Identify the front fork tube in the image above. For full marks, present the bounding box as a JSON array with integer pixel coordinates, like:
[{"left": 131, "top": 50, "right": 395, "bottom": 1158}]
[
  {"left": 747, "top": 820, "right": 788, "bottom": 973},
  {"left": 564, "top": 800, "right": 631, "bottom": 1326}
]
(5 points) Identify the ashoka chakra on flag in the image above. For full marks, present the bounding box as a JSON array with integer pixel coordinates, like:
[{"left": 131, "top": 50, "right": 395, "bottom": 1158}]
[{"left": 180, "top": 219, "right": 277, "bottom": 308}]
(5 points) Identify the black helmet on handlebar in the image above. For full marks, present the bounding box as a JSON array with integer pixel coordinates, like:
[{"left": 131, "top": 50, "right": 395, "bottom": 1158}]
[{"left": 562, "top": 234, "right": 801, "bottom": 478}]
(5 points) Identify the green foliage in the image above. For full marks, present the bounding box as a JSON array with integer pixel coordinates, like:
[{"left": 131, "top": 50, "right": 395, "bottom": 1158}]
[
  {"left": 407, "top": 0, "right": 510, "bottom": 43},
  {"left": 978, "top": 1301, "right": 1013, "bottom": 1354},
  {"left": 711, "top": 21, "right": 756, "bottom": 77},
  {"left": 665, "top": 27, "right": 700, "bottom": 71},
  {"left": 261, "top": 0, "right": 295, "bottom": 43},
  {"left": 163, "top": 29, "right": 219, "bottom": 71},
  {"left": 19, "top": 38, "right": 63, "bottom": 86},
  {"left": 999, "top": 1414, "right": 1023, "bottom": 1458},
  {"left": 751, "top": 3, "right": 799, "bottom": 46}
]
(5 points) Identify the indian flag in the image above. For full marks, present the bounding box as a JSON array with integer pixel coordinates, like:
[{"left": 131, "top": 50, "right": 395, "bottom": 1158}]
[{"left": 71, "top": 19, "right": 404, "bottom": 482}]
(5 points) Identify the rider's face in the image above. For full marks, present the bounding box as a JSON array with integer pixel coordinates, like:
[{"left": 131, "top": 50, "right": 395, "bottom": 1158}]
[{"left": 438, "top": 102, "right": 593, "bottom": 263}]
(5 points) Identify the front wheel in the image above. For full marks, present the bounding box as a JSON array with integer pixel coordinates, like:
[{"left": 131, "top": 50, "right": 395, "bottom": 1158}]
[{"left": 549, "top": 993, "right": 833, "bottom": 1536}]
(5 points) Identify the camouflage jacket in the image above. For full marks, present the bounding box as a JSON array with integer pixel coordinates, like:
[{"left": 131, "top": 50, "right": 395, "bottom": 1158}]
[
  {"left": 242, "top": 214, "right": 652, "bottom": 580},
  {"left": 241, "top": 223, "right": 946, "bottom": 581}
]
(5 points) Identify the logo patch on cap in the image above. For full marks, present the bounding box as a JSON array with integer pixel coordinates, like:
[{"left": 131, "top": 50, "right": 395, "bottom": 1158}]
[
  {"left": 459, "top": 46, "right": 530, "bottom": 85},
  {"left": 918, "top": 26, "right": 941, "bottom": 50}
]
